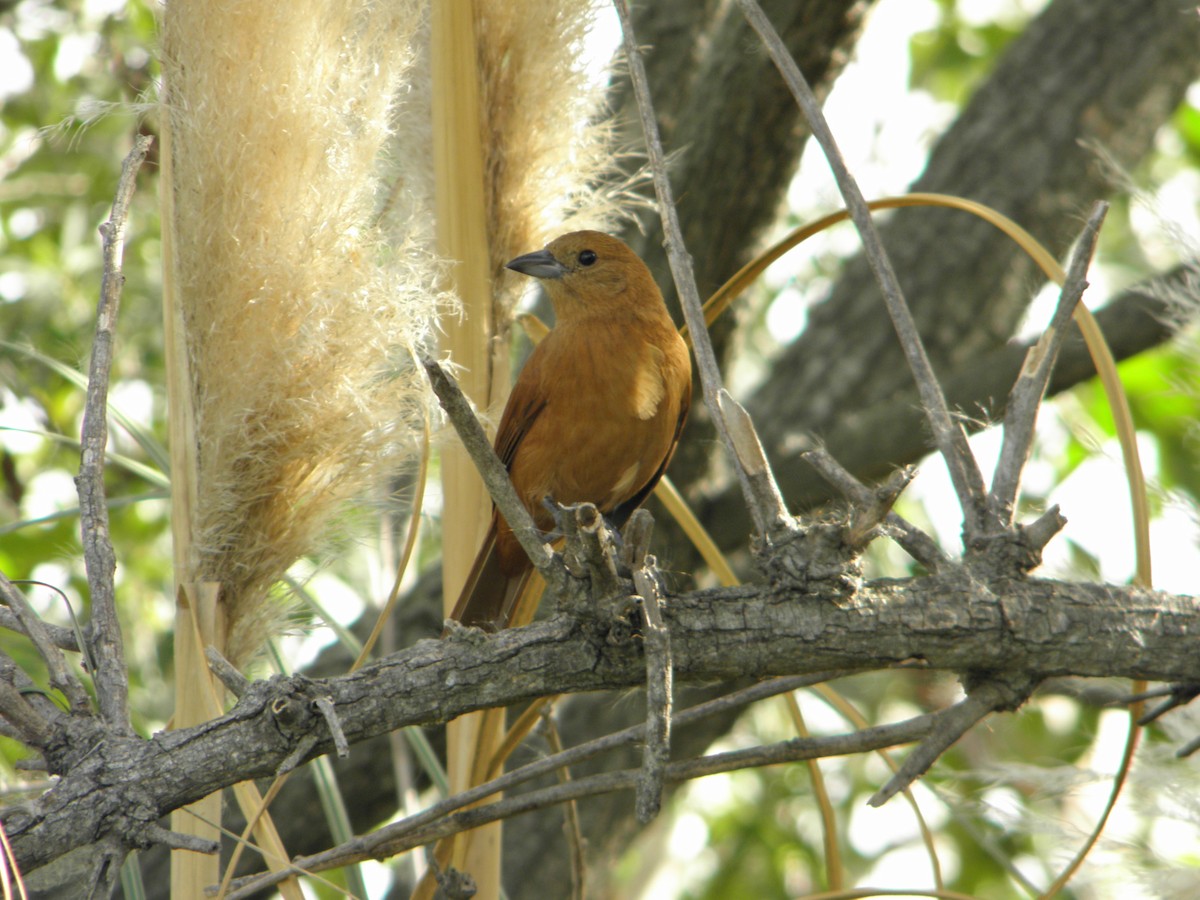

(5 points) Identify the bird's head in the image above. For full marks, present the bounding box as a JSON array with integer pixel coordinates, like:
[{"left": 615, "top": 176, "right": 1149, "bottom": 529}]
[{"left": 505, "top": 230, "right": 661, "bottom": 319}]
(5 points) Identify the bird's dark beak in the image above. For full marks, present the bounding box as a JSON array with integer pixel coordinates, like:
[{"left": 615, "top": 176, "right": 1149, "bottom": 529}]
[{"left": 505, "top": 248, "right": 567, "bottom": 280}]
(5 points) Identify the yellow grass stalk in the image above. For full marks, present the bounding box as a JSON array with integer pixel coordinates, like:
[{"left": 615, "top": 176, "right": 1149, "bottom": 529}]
[
  {"left": 431, "top": 2, "right": 504, "bottom": 895},
  {"left": 426, "top": 3, "right": 619, "bottom": 897},
  {"left": 160, "top": 1, "right": 434, "bottom": 895}
]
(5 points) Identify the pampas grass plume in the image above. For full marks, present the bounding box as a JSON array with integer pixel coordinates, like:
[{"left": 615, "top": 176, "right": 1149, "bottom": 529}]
[{"left": 161, "top": 0, "right": 441, "bottom": 665}]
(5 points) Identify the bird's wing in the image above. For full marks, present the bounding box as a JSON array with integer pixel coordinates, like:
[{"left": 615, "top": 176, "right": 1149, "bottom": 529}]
[
  {"left": 610, "top": 369, "right": 691, "bottom": 528},
  {"left": 493, "top": 347, "right": 549, "bottom": 470},
  {"left": 447, "top": 345, "right": 550, "bottom": 629}
]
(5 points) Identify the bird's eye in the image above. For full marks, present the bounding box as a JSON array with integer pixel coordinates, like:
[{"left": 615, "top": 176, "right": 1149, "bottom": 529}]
[{"left": 578, "top": 249, "right": 598, "bottom": 267}]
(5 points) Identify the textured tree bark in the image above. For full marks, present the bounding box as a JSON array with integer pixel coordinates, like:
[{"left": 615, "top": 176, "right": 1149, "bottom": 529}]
[
  {"left": 113, "top": 0, "right": 1200, "bottom": 897},
  {"left": 505, "top": 1, "right": 1200, "bottom": 893},
  {"left": 13, "top": 573, "right": 1200, "bottom": 878}
]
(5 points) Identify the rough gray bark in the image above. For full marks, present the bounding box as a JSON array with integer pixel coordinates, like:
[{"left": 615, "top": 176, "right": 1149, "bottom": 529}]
[
  {"left": 10, "top": 569, "right": 1198, "bottom": 881},
  {"left": 505, "top": 1, "right": 1200, "bottom": 892},
  {"left": 28, "top": 0, "right": 1193, "bottom": 896}
]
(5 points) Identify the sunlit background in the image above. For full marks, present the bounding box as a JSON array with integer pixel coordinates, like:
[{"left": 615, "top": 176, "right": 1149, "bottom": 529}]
[{"left": 2, "top": 0, "right": 1199, "bottom": 897}]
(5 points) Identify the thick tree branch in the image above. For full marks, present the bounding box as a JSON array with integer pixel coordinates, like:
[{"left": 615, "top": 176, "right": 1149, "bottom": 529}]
[{"left": 8, "top": 571, "right": 1197, "bottom": 876}]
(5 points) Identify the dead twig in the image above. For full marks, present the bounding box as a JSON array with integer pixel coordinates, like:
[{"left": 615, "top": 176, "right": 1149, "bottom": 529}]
[
  {"left": 614, "top": 0, "right": 791, "bottom": 537},
  {"left": 540, "top": 709, "right": 586, "bottom": 900},
  {"left": 989, "top": 202, "right": 1108, "bottom": 523},
  {"left": 75, "top": 133, "right": 153, "bottom": 734},
  {"left": 735, "top": 0, "right": 989, "bottom": 538},
  {"left": 422, "top": 357, "right": 568, "bottom": 596},
  {"left": 801, "top": 447, "right": 949, "bottom": 571},
  {"left": 869, "top": 676, "right": 1036, "bottom": 807},
  {"left": 312, "top": 695, "right": 349, "bottom": 759},
  {"left": 0, "top": 577, "right": 83, "bottom": 653},
  {"left": 228, "top": 709, "right": 935, "bottom": 898},
  {"left": 633, "top": 557, "right": 671, "bottom": 824},
  {"left": 0, "top": 576, "right": 90, "bottom": 713},
  {"left": 205, "top": 645, "right": 250, "bottom": 698}
]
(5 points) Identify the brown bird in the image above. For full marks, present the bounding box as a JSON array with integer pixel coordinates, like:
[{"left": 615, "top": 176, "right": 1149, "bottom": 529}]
[{"left": 449, "top": 230, "right": 692, "bottom": 630}]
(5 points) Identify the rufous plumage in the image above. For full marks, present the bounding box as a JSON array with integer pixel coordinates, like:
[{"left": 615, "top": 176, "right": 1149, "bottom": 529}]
[{"left": 450, "top": 230, "right": 692, "bottom": 629}]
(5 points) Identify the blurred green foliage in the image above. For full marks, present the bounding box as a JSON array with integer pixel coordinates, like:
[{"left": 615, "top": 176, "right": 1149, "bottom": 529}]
[
  {"left": 0, "top": 0, "right": 169, "bottom": 738},
  {"left": 1, "top": 1, "right": 1198, "bottom": 897}
]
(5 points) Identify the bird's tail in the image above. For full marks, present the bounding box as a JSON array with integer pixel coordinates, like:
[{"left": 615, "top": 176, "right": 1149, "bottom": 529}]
[{"left": 448, "top": 521, "right": 540, "bottom": 630}]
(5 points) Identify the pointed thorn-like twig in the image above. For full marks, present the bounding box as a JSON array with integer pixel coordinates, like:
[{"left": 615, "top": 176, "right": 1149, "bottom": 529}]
[
  {"left": 1132, "top": 683, "right": 1200, "bottom": 726},
  {"left": 614, "top": 0, "right": 788, "bottom": 539},
  {"left": 1176, "top": 733, "right": 1200, "bottom": 759},
  {"left": 869, "top": 677, "right": 1034, "bottom": 807},
  {"left": 989, "top": 202, "right": 1108, "bottom": 523},
  {"left": 313, "top": 694, "right": 350, "bottom": 759},
  {"left": 205, "top": 645, "right": 250, "bottom": 698},
  {"left": 717, "top": 389, "right": 792, "bottom": 535},
  {"left": 139, "top": 823, "right": 220, "bottom": 855},
  {"left": 734, "top": 0, "right": 989, "bottom": 538},
  {"left": 801, "top": 446, "right": 948, "bottom": 570},
  {"left": 1023, "top": 504, "right": 1067, "bottom": 553},
  {"left": 423, "top": 357, "right": 567, "bottom": 595}
]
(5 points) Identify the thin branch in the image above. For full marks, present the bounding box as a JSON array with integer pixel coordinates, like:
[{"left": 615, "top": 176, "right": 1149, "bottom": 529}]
[
  {"left": 613, "top": 0, "right": 791, "bottom": 537},
  {"left": 869, "top": 676, "right": 1036, "bottom": 807},
  {"left": 225, "top": 708, "right": 936, "bottom": 898},
  {"left": 225, "top": 674, "right": 846, "bottom": 897},
  {"left": 540, "top": 710, "right": 585, "bottom": 900},
  {"left": 205, "top": 645, "right": 250, "bottom": 698},
  {"left": 633, "top": 558, "right": 671, "bottom": 824},
  {"left": 0, "top": 577, "right": 82, "bottom": 652},
  {"left": 0, "top": 677, "right": 55, "bottom": 750},
  {"left": 312, "top": 695, "right": 349, "bottom": 759},
  {"left": 0, "top": 575, "right": 90, "bottom": 714},
  {"left": 716, "top": 390, "right": 791, "bottom": 533},
  {"left": 734, "top": 0, "right": 989, "bottom": 537},
  {"left": 422, "top": 357, "right": 567, "bottom": 594},
  {"left": 802, "top": 447, "right": 949, "bottom": 571},
  {"left": 138, "top": 823, "right": 220, "bottom": 855},
  {"left": 1023, "top": 505, "right": 1067, "bottom": 553},
  {"left": 75, "top": 133, "right": 152, "bottom": 734},
  {"left": 1132, "top": 683, "right": 1200, "bottom": 727},
  {"left": 989, "top": 202, "right": 1108, "bottom": 522},
  {"left": 0, "top": 649, "right": 64, "bottom": 747}
]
